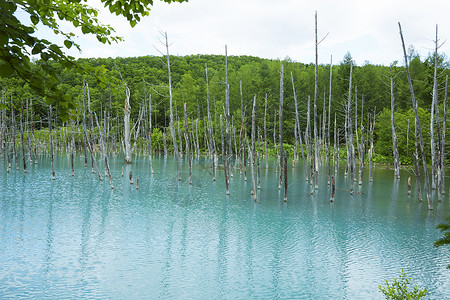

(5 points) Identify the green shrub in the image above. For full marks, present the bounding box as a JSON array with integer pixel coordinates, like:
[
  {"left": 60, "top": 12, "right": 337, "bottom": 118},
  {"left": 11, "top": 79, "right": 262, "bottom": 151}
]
[{"left": 378, "top": 269, "right": 428, "bottom": 300}]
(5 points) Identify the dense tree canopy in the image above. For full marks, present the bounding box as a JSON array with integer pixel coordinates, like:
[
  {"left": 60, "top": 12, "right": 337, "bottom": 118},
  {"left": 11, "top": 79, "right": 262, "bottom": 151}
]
[{"left": 1, "top": 51, "right": 449, "bottom": 164}]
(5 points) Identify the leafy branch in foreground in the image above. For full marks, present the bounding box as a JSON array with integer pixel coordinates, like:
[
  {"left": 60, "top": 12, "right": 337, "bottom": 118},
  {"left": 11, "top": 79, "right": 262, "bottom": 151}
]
[
  {"left": 434, "top": 217, "right": 450, "bottom": 269},
  {"left": 378, "top": 269, "right": 428, "bottom": 300},
  {"left": 0, "top": 0, "right": 187, "bottom": 120}
]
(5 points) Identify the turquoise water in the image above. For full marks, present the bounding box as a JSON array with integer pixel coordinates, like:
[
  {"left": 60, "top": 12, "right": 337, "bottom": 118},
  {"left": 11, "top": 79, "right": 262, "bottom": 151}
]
[{"left": 1, "top": 154, "right": 449, "bottom": 299}]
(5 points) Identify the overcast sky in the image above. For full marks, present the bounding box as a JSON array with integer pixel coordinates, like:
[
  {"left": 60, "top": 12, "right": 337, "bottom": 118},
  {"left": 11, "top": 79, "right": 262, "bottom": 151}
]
[{"left": 56, "top": 0, "right": 450, "bottom": 66}]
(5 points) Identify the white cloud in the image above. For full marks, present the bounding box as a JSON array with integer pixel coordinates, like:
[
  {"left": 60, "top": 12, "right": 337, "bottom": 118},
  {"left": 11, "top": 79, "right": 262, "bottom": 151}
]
[{"left": 59, "top": 0, "right": 450, "bottom": 66}]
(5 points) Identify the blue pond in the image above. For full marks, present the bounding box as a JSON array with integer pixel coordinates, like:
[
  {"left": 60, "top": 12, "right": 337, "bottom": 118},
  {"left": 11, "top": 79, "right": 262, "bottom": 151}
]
[{"left": 0, "top": 154, "right": 449, "bottom": 299}]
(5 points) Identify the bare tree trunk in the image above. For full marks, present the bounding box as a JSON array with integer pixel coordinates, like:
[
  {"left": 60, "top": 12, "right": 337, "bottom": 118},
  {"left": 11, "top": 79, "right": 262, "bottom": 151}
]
[
  {"left": 264, "top": 93, "right": 269, "bottom": 169},
  {"left": 306, "top": 96, "right": 311, "bottom": 161},
  {"left": 49, "top": 105, "right": 55, "bottom": 180},
  {"left": 163, "top": 33, "right": 181, "bottom": 180},
  {"left": 82, "top": 89, "right": 88, "bottom": 167},
  {"left": 330, "top": 176, "right": 335, "bottom": 202},
  {"left": 247, "top": 138, "right": 257, "bottom": 202},
  {"left": 163, "top": 128, "right": 167, "bottom": 159},
  {"left": 368, "top": 117, "right": 374, "bottom": 183},
  {"left": 95, "top": 112, "right": 114, "bottom": 189},
  {"left": 20, "top": 100, "right": 26, "bottom": 173},
  {"left": 123, "top": 86, "right": 132, "bottom": 164},
  {"left": 408, "top": 177, "right": 412, "bottom": 195},
  {"left": 70, "top": 118, "right": 75, "bottom": 176},
  {"left": 432, "top": 26, "right": 442, "bottom": 201},
  {"left": 399, "top": 22, "right": 432, "bottom": 209},
  {"left": 257, "top": 131, "right": 261, "bottom": 189},
  {"left": 414, "top": 123, "right": 422, "bottom": 203},
  {"left": 12, "top": 105, "right": 18, "bottom": 170},
  {"left": 239, "top": 80, "right": 245, "bottom": 173},
  {"left": 441, "top": 75, "right": 447, "bottom": 196},
  {"left": 26, "top": 99, "right": 32, "bottom": 163},
  {"left": 225, "top": 45, "right": 233, "bottom": 178},
  {"left": 347, "top": 62, "right": 355, "bottom": 194},
  {"left": 291, "top": 72, "right": 308, "bottom": 181},
  {"left": 313, "top": 11, "right": 319, "bottom": 191},
  {"left": 431, "top": 65, "right": 437, "bottom": 190},
  {"left": 148, "top": 94, "right": 154, "bottom": 174},
  {"left": 251, "top": 95, "right": 257, "bottom": 186},
  {"left": 284, "top": 150, "right": 288, "bottom": 202},
  {"left": 334, "top": 113, "right": 337, "bottom": 175},
  {"left": 207, "top": 81, "right": 215, "bottom": 180},
  {"left": 327, "top": 56, "right": 333, "bottom": 186},
  {"left": 220, "top": 114, "right": 229, "bottom": 195},
  {"left": 279, "top": 61, "right": 284, "bottom": 190},
  {"left": 390, "top": 67, "right": 400, "bottom": 179},
  {"left": 183, "top": 102, "right": 192, "bottom": 185}
]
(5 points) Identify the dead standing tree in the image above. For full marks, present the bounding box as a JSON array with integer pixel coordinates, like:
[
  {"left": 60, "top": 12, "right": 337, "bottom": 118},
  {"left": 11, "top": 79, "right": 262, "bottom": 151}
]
[
  {"left": 398, "top": 22, "right": 432, "bottom": 210},
  {"left": 279, "top": 61, "right": 284, "bottom": 190},
  {"left": 347, "top": 62, "right": 356, "bottom": 195},
  {"left": 313, "top": 11, "right": 319, "bottom": 191},
  {"left": 154, "top": 31, "right": 181, "bottom": 180},
  {"left": 291, "top": 72, "right": 308, "bottom": 181},
  {"left": 390, "top": 66, "right": 400, "bottom": 179},
  {"left": 123, "top": 84, "right": 132, "bottom": 164}
]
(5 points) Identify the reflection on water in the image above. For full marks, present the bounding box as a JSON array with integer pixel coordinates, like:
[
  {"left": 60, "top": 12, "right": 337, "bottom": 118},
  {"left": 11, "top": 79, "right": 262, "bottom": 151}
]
[{"left": 0, "top": 154, "right": 449, "bottom": 299}]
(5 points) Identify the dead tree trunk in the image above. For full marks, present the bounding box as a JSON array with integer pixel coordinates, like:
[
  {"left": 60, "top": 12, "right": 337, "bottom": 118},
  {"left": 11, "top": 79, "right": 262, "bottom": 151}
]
[
  {"left": 347, "top": 62, "right": 355, "bottom": 194},
  {"left": 251, "top": 95, "right": 257, "bottom": 177},
  {"left": 49, "top": 105, "right": 55, "bottom": 180},
  {"left": 225, "top": 45, "right": 233, "bottom": 178},
  {"left": 264, "top": 93, "right": 269, "bottom": 169},
  {"left": 70, "top": 118, "right": 75, "bottom": 176},
  {"left": 183, "top": 102, "right": 192, "bottom": 185},
  {"left": 123, "top": 86, "right": 132, "bottom": 164},
  {"left": 20, "top": 100, "right": 26, "bottom": 173},
  {"left": 399, "top": 22, "right": 432, "bottom": 209},
  {"left": 390, "top": 67, "right": 400, "bottom": 179},
  {"left": 247, "top": 138, "right": 257, "bottom": 202},
  {"left": 239, "top": 80, "right": 245, "bottom": 173},
  {"left": 284, "top": 150, "right": 288, "bottom": 202},
  {"left": 327, "top": 56, "right": 333, "bottom": 186},
  {"left": 279, "top": 61, "right": 284, "bottom": 190},
  {"left": 330, "top": 176, "right": 335, "bottom": 202},
  {"left": 163, "top": 128, "right": 167, "bottom": 159},
  {"left": 208, "top": 86, "right": 215, "bottom": 180},
  {"left": 220, "top": 114, "right": 229, "bottom": 195},
  {"left": 291, "top": 72, "right": 308, "bottom": 181},
  {"left": 160, "top": 32, "right": 181, "bottom": 180},
  {"left": 432, "top": 26, "right": 442, "bottom": 201},
  {"left": 12, "top": 105, "right": 18, "bottom": 170},
  {"left": 148, "top": 94, "right": 154, "bottom": 174},
  {"left": 413, "top": 122, "right": 422, "bottom": 203},
  {"left": 95, "top": 112, "right": 114, "bottom": 189},
  {"left": 441, "top": 75, "right": 447, "bottom": 196},
  {"left": 368, "top": 116, "right": 374, "bottom": 183},
  {"left": 313, "top": 11, "right": 319, "bottom": 191}
]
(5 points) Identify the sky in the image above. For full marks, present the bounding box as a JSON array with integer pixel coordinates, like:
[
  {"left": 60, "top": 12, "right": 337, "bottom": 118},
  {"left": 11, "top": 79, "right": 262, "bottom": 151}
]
[{"left": 33, "top": 0, "right": 450, "bottom": 66}]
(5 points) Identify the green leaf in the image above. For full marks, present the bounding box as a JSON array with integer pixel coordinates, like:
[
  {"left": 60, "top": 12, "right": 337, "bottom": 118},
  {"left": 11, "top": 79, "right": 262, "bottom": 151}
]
[
  {"left": 0, "top": 103, "right": 8, "bottom": 110},
  {"left": 0, "top": 61, "right": 14, "bottom": 77},
  {"left": 64, "top": 40, "right": 73, "bottom": 49},
  {"left": 81, "top": 25, "right": 89, "bottom": 34},
  {"left": 32, "top": 43, "right": 45, "bottom": 55},
  {"left": 0, "top": 32, "right": 8, "bottom": 46},
  {"left": 130, "top": 20, "right": 136, "bottom": 28},
  {"left": 40, "top": 52, "right": 50, "bottom": 61},
  {"left": 30, "top": 15, "right": 39, "bottom": 25}
]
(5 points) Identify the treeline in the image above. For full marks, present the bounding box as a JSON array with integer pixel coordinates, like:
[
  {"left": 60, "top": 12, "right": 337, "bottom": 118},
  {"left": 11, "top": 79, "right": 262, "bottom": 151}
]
[{"left": 1, "top": 49, "right": 449, "bottom": 165}]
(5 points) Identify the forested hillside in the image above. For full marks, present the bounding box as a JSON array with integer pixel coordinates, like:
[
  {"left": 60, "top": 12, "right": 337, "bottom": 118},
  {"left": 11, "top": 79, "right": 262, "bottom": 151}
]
[{"left": 1, "top": 50, "right": 449, "bottom": 165}]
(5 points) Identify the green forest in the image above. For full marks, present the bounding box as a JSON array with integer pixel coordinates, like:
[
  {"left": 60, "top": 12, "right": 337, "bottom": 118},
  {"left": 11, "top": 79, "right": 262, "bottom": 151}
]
[{"left": 1, "top": 48, "right": 449, "bottom": 165}]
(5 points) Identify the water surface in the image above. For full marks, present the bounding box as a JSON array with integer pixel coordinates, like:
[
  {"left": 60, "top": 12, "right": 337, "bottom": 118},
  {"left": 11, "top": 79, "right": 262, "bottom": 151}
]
[{"left": 1, "top": 154, "right": 449, "bottom": 299}]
